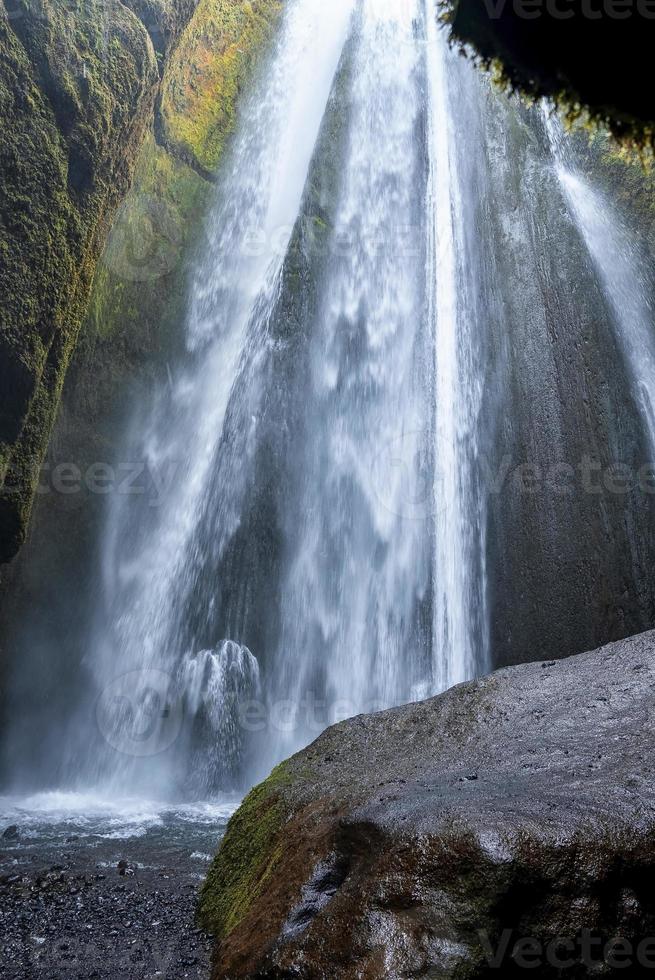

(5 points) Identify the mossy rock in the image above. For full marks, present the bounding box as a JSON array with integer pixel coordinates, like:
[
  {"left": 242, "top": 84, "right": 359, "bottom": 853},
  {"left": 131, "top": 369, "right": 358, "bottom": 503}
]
[
  {"left": 85, "top": 133, "right": 208, "bottom": 349},
  {"left": 160, "top": 0, "right": 282, "bottom": 173},
  {"left": 0, "top": 0, "right": 168, "bottom": 561},
  {"left": 198, "top": 762, "right": 292, "bottom": 940},
  {"left": 199, "top": 634, "right": 655, "bottom": 978}
]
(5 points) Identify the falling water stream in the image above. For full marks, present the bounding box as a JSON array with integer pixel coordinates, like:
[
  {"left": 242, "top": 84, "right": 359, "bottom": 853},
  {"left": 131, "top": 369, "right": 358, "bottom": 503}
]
[
  {"left": 60, "top": 0, "right": 491, "bottom": 797},
  {"left": 545, "top": 112, "right": 655, "bottom": 451},
  {"left": 426, "top": 11, "right": 488, "bottom": 693}
]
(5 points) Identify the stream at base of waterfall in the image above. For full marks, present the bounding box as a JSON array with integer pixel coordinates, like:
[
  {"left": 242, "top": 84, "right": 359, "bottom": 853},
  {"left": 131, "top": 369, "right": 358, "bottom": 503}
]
[{"left": 0, "top": 793, "right": 235, "bottom": 979}]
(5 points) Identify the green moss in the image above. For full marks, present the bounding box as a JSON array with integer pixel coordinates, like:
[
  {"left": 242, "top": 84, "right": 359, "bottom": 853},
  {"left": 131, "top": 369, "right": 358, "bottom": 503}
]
[
  {"left": 160, "top": 0, "right": 282, "bottom": 172},
  {"left": 86, "top": 133, "right": 209, "bottom": 345},
  {"left": 0, "top": 0, "right": 160, "bottom": 561},
  {"left": 0, "top": 8, "right": 79, "bottom": 556},
  {"left": 197, "top": 762, "right": 292, "bottom": 939}
]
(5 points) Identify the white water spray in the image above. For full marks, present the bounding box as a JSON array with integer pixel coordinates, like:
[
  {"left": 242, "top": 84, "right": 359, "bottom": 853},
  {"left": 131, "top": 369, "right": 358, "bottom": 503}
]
[
  {"left": 68, "top": 0, "right": 358, "bottom": 796},
  {"left": 11, "top": 0, "right": 496, "bottom": 799},
  {"left": 545, "top": 112, "right": 655, "bottom": 451}
]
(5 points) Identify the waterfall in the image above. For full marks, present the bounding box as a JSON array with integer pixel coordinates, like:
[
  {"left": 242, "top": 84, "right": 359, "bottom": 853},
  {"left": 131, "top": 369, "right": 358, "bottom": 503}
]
[
  {"left": 72, "top": 0, "right": 492, "bottom": 794},
  {"left": 4, "top": 1, "right": 518, "bottom": 799},
  {"left": 253, "top": 0, "right": 491, "bottom": 772},
  {"left": 545, "top": 113, "right": 655, "bottom": 451},
  {"left": 5, "top": 0, "right": 655, "bottom": 808},
  {"left": 264, "top": 0, "right": 433, "bottom": 765},
  {"left": 62, "top": 0, "right": 360, "bottom": 798},
  {"left": 425, "top": 10, "right": 488, "bottom": 691}
]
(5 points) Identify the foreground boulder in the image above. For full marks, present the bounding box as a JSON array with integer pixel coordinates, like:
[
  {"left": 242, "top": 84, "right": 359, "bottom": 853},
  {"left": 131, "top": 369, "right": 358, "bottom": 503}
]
[{"left": 200, "top": 630, "right": 655, "bottom": 978}]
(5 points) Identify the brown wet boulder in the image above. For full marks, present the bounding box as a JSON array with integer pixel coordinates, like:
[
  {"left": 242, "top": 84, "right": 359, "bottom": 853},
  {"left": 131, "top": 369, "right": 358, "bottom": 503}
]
[{"left": 200, "top": 629, "right": 655, "bottom": 978}]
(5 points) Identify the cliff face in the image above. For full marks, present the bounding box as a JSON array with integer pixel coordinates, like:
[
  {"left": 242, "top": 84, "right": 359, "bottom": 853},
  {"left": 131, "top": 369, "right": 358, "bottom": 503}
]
[
  {"left": 0, "top": 0, "right": 177, "bottom": 563},
  {"left": 0, "top": 0, "right": 280, "bottom": 566}
]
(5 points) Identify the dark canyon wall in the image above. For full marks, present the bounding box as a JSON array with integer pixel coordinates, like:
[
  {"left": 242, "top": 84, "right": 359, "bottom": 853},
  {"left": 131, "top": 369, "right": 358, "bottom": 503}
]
[{"left": 484, "top": 121, "right": 655, "bottom": 666}]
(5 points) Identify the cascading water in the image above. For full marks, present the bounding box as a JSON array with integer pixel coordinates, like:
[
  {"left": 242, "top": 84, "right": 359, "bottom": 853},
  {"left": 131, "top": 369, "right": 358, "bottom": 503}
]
[
  {"left": 425, "top": 12, "right": 488, "bottom": 692},
  {"left": 53, "top": 0, "right": 491, "bottom": 795},
  {"left": 11, "top": 0, "right": 653, "bottom": 812},
  {"left": 266, "top": 0, "right": 435, "bottom": 764},
  {"left": 63, "top": 0, "right": 359, "bottom": 798},
  {"left": 545, "top": 113, "right": 655, "bottom": 451},
  {"left": 264, "top": 0, "right": 490, "bottom": 756}
]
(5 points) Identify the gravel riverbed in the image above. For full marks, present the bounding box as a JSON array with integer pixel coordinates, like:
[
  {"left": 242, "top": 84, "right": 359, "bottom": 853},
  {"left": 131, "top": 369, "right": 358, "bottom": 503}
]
[{"left": 0, "top": 795, "right": 234, "bottom": 980}]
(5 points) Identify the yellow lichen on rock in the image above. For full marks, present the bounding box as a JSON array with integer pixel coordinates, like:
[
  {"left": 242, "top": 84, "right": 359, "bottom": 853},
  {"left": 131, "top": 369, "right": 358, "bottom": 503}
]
[{"left": 160, "top": 0, "right": 282, "bottom": 173}]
